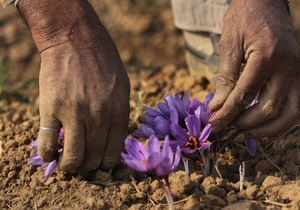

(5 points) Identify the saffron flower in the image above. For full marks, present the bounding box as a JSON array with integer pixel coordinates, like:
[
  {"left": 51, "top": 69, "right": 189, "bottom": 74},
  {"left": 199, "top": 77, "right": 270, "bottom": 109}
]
[
  {"left": 133, "top": 91, "right": 214, "bottom": 140},
  {"left": 122, "top": 135, "right": 180, "bottom": 209},
  {"left": 170, "top": 111, "right": 212, "bottom": 154},
  {"left": 28, "top": 128, "right": 64, "bottom": 180},
  {"left": 122, "top": 135, "right": 180, "bottom": 179}
]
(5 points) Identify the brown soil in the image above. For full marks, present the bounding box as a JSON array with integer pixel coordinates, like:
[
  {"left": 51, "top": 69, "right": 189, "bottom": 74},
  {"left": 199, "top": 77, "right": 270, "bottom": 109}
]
[{"left": 1, "top": 1, "right": 300, "bottom": 209}]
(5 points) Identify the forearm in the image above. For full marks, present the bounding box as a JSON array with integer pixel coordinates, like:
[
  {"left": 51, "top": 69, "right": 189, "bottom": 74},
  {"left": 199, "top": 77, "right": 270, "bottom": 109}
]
[{"left": 17, "top": 0, "right": 105, "bottom": 52}]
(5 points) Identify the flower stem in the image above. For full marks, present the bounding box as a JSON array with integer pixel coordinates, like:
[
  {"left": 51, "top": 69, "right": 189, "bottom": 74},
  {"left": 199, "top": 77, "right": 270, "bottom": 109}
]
[{"left": 159, "top": 179, "right": 174, "bottom": 210}]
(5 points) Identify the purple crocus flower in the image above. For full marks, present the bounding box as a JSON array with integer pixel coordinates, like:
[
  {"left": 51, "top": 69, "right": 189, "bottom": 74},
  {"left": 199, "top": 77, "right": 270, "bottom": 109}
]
[
  {"left": 133, "top": 91, "right": 214, "bottom": 140},
  {"left": 170, "top": 109, "right": 212, "bottom": 154},
  {"left": 121, "top": 135, "right": 181, "bottom": 179},
  {"left": 28, "top": 128, "right": 64, "bottom": 180}
]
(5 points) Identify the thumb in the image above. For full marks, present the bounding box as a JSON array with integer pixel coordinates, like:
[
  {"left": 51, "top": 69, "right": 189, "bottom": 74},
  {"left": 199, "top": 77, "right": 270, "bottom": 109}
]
[{"left": 37, "top": 116, "right": 62, "bottom": 162}]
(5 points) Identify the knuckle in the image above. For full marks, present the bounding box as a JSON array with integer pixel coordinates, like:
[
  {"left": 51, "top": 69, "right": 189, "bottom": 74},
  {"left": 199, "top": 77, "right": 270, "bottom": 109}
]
[
  {"left": 216, "top": 75, "right": 237, "bottom": 89},
  {"left": 235, "top": 89, "right": 256, "bottom": 107},
  {"left": 59, "top": 156, "right": 83, "bottom": 172}
]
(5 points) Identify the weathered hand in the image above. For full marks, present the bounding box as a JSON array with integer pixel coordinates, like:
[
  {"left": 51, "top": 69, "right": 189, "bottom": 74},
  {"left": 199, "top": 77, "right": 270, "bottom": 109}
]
[
  {"left": 18, "top": 0, "right": 130, "bottom": 171},
  {"left": 209, "top": 0, "right": 299, "bottom": 138}
]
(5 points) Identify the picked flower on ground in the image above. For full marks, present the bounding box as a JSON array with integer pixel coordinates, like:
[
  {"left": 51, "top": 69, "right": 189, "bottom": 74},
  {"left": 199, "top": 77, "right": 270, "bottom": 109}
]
[{"left": 28, "top": 128, "right": 64, "bottom": 180}]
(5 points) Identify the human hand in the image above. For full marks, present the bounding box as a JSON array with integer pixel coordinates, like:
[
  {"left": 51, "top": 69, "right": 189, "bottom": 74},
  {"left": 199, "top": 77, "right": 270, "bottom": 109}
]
[
  {"left": 208, "top": 0, "right": 299, "bottom": 138},
  {"left": 18, "top": 0, "right": 130, "bottom": 171}
]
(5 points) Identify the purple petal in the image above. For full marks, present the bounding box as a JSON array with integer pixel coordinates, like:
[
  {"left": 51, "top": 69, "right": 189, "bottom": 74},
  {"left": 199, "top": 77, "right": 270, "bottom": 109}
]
[
  {"left": 170, "top": 123, "right": 189, "bottom": 144},
  {"left": 199, "top": 141, "right": 212, "bottom": 150},
  {"left": 174, "top": 93, "right": 188, "bottom": 119},
  {"left": 30, "top": 140, "right": 38, "bottom": 151},
  {"left": 204, "top": 93, "right": 213, "bottom": 108},
  {"left": 156, "top": 102, "right": 170, "bottom": 118},
  {"left": 155, "top": 156, "right": 172, "bottom": 178},
  {"left": 199, "top": 124, "right": 212, "bottom": 141},
  {"left": 180, "top": 146, "right": 195, "bottom": 154},
  {"left": 155, "top": 116, "right": 171, "bottom": 136},
  {"left": 182, "top": 91, "right": 190, "bottom": 111},
  {"left": 185, "top": 115, "right": 200, "bottom": 138},
  {"left": 58, "top": 129, "right": 64, "bottom": 140},
  {"left": 148, "top": 135, "right": 160, "bottom": 154},
  {"left": 28, "top": 153, "right": 44, "bottom": 166},
  {"left": 122, "top": 156, "right": 149, "bottom": 173},
  {"left": 245, "top": 138, "right": 256, "bottom": 157},
  {"left": 138, "top": 124, "right": 156, "bottom": 138},
  {"left": 148, "top": 152, "right": 160, "bottom": 171},
  {"left": 143, "top": 113, "right": 156, "bottom": 125},
  {"left": 44, "top": 160, "right": 57, "bottom": 180},
  {"left": 161, "top": 136, "right": 173, "bottom": 162},
  {"left": 169, "top": 104, "right": 179, "bottom": 124},
  {"left": 188, "top": 98, "right": 202, "bottom": 114},
  {"left": 172, "top": 146, "right": 181, "bottom": 170},
  {"left": 144, "top": 106, "right": 162, "bottom": 117},
  {"left": 124, "top": 137, "right": 149, "bottom": 160},
  {"left": 169, "top": 140, "right": 180, "bottom": 151}
]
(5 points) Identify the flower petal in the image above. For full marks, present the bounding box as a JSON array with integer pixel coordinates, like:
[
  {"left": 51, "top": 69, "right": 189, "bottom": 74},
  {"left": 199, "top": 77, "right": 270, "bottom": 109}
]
[
  {"left": 148, "top": 135, "right": 160, "bottom": 155},
  {"left": 245, "top": 138, "right": 256, "bottom": 157},
  {"left": 185, "top": 115, "right": 200, "bottom": 138},
  {"left": 138, "top": 124, "right": 156, "bottom": 138},
  {"left": 28, "top": 153, "right": 44, "bottom": 166},
  {"left": 122, "top": 157, "right": 149, "bottom": 173},
  {"left": 155, "top": 116, "right": 171, "bottom": 137},
  {"left": 169, "top": 104, "right": 179, "bottom": 124},
  {"left": 156, "top": 102, "right": 170, "bottom": 118},
  {"left": 30, "top": 140, "right": 38, "bottom": 151},
  {"left": 44, "top": 160, "right": 57, "bottom": 180},
  {"left": 182, "top": 91, "right": 190, "bottom": 111},
  {"left": 155, "top": 156, "right": 172, "bottom": 178},
  {"left": 124, "top": 137, "right": 148, "bottom": 160},
  {"left": 172, "top": 145, "right": 181, "bottom": 170},
  {"left": 199, "top": 124, "right": 212, "bottom": 142},
  {"left": 144, "top": 105, "right": 162, "bottom": 117},
  {"left": 170, "top": 123, "right": 189, "bottom": 144}
]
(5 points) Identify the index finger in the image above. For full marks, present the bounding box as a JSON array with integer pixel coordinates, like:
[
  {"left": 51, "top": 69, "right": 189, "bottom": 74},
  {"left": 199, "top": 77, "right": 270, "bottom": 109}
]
[{"left": 209, "top": 54, "right": 270, "bottom": 133}]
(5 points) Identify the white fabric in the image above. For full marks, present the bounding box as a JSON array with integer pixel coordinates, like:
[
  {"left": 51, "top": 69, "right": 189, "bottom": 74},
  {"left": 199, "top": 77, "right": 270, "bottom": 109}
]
[{"left": 171, "top": 0, "right": 231, "bottom": 34}]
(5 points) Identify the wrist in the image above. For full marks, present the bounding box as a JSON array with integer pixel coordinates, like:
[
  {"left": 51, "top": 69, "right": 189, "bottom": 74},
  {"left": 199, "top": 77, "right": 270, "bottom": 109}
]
[{"left": 17, "top": 0, "right": 102, "bottom": 52}]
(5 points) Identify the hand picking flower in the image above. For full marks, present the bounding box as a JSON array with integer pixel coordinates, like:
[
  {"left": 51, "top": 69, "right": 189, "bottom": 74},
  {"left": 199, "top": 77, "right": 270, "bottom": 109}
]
[{"left": 28, "top": 128, "right": 64, "bottom": 180}]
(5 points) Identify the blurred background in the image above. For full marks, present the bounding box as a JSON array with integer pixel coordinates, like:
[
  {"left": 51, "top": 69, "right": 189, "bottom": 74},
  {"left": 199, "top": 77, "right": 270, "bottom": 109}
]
[{"left": 0, "top": 0, "right": 299, "bottom": 91}]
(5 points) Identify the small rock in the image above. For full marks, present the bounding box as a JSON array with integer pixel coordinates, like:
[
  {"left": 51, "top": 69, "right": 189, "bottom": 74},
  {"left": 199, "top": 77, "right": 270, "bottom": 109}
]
[
  {"left": 86, "top": 197, "right": 96, "bottom": 208},
  {"left": 222, "top": 200, "right": 264, "bottom": 210},
  {"left": 59, "top": 181, "right": 70, "bottom": 190},
  {"left": 261, "top": 176, "right": 283, "bottom": 191},
  {"left": 51, "top": 185, "right": 60, "bottom": 193},
  {"left": 183, "top": 196, "right": 200, "bottom": 210},
  {"left": 206, "top": 185, "right": 226, "bottom": 198},
  {"left": 169, "top": 171, "right": 193, "bottom": 199},
  {"left": 129, "top": 204, "right": 144, "bottom": 210},
  {"left": 150, "top": 188, "right": 165, "bottom": 203},
  {"left": 120, "top": 183, "right": 135, "bottom": 203},
  {"left": 206, "top": 194, "right": 226, "bottom": 207},
  {"left": 94, "top": 170, "right": 112, "bottom": 184},
  {"left": 246, "top": 185, "right": 259, "bottom": 199},
  {"left": 226, "top": 194, "right": 238, "bottom": 205},
  {"left": 190, "top": 171, "right": 204, "bottom": 184},
  {"left": 44, "top": 177, "right": 56, "bottom": 186}
]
